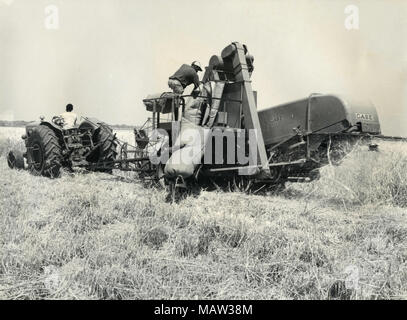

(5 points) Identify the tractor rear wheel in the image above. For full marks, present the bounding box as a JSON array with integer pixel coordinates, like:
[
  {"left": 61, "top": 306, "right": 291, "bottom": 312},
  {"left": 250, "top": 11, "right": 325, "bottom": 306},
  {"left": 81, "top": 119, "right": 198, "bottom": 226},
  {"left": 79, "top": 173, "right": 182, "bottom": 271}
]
[
  {"left": 93, "top": 125, "right": 118, "bottom": 173},
  {"left": 26, "top": 125, "right": 62, "bottom": 177}
]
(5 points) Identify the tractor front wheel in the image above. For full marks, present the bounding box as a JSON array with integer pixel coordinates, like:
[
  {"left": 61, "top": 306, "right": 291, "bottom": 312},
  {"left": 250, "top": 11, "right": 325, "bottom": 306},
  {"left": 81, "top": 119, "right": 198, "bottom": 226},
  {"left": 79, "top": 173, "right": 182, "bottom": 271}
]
[{"left": 7, "top": 150, "right": 25, "bottom": 170}]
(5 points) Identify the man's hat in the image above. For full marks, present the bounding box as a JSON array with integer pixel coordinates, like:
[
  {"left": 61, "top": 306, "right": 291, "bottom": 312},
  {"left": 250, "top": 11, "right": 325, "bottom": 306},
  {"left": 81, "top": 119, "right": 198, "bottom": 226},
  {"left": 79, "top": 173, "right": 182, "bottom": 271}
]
[{"left": 191, "top": 61, "right": 202, "bottom": 71}]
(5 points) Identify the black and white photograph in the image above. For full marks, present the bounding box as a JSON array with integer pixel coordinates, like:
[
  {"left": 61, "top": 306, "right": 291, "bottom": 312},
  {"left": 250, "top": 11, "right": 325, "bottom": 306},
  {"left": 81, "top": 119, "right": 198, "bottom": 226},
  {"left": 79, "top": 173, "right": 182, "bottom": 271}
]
[{"left": 1, "top": 0, "right": 407, "bottom": 306}]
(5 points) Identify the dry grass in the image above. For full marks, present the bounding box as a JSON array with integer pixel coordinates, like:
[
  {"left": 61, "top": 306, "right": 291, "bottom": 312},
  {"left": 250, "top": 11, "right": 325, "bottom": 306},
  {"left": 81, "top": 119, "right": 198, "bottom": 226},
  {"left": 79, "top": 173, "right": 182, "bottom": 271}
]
[
  {"left": 0, "top": 127, "right": 406, "bottom": 300},
  {"left": 297, "top": 140, "right": 407, "bottom": 208}
]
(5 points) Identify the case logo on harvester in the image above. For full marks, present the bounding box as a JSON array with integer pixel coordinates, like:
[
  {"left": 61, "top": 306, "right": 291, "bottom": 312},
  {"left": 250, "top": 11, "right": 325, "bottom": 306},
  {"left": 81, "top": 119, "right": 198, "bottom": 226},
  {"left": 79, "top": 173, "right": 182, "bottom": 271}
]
[
  {"left": 268, "top": 114, "right": 282, "bottom": 128},
  {"left": 355, "top": 113, "right": 374, "bottom": 121},
  {"left": 269, "top": 115, "right": 282, "bottom": 123}
]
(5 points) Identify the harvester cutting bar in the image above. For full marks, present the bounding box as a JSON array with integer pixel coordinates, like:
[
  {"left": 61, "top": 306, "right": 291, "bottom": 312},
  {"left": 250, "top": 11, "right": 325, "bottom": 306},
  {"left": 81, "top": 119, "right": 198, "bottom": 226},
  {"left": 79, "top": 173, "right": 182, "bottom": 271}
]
[
  {"left": 310, "top": 132, "right": 407, "bottom": 143},
  {"left": 82, "top": 162, "right": 154, "bottom": 172},
  {"left": 112, "top": 157, "right": 151, "bottom": 163},
  {"left": 371, "top": 135, "right": 407, "bottom": 142},
  {"left": 207, "top": 159, "right": 307, "bottom": 172},
  {"left": 78, "top": 157, "right": 151, "bottom": 168}
]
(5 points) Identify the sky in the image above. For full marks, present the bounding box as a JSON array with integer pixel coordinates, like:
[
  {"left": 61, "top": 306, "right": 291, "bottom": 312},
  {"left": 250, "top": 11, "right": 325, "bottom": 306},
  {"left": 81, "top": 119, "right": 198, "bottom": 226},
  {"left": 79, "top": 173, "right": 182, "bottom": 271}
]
[{"left": 1, "top": 0, "right": 407, "bottom": 135}]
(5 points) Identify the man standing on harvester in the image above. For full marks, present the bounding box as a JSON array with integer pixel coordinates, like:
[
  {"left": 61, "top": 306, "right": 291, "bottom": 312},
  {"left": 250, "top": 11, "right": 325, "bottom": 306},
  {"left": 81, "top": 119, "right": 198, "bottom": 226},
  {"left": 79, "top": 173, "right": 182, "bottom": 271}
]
[{"left": 168, "top": 61, "right": 202, "bottom": 95}]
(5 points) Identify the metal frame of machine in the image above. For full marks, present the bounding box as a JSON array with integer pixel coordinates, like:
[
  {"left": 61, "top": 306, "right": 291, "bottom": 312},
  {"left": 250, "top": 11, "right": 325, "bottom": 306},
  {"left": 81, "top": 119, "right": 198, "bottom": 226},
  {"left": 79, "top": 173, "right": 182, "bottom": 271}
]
[{"left": 8, "top": 42, "right": 407, "bottom": 197}]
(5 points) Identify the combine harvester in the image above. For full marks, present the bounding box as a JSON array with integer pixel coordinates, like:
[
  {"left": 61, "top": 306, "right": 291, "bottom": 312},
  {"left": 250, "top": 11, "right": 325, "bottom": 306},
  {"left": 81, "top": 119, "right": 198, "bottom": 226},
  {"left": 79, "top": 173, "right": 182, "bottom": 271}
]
[{"left": 7, "top": 42, "right": 406, "bottom": 196}]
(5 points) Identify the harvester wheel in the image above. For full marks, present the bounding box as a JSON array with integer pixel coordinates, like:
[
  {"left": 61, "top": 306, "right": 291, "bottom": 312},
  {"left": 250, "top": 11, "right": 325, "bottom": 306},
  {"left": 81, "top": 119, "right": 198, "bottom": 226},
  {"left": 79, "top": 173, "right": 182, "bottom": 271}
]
[
  {"left": 7, "top": 150, "right": 25, "bottom": 170},
  {"left": 26, "top": 125, "right": 62, "bottom": 177},
  {"left": 94, "top": 125, "right": 118, "bottom": 173},
  {"left": 269, "top": 166, "right": 283, "bottom": 182}
]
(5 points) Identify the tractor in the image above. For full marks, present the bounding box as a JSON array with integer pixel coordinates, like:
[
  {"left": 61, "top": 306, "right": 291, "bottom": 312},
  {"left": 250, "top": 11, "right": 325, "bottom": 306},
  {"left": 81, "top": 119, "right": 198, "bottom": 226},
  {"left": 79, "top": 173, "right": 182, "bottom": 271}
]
[
  {"left": 7, "top": 42, "right": 406, "bottom": 200},
  {"left": 7, "top": 116, "right": 118, "bottom": 177}
]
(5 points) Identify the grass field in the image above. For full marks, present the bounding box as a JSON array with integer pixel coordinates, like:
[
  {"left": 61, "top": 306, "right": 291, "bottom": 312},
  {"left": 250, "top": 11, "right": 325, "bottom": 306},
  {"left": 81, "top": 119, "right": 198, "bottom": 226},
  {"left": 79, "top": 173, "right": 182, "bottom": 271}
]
[{"left": 0, "top": 126, "right": 406, "bottom": 299}]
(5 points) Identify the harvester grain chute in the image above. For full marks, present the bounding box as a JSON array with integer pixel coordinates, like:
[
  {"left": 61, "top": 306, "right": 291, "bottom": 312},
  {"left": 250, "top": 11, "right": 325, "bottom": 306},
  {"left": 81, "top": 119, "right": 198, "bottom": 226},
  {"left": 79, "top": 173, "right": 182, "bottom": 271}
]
[{"left": 7, "top": 42, "right": 407, "bottom": 197}]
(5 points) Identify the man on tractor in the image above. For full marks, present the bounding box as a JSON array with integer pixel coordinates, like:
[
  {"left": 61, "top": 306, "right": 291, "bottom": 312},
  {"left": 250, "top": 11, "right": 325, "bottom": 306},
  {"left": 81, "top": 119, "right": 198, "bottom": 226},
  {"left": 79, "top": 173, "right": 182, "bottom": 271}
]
[
  {"left": 59, "top": 103, "right": 78, "bottom": 129},
  {"left": 168, "top": 61, "right": 202, "bottom": 95}
]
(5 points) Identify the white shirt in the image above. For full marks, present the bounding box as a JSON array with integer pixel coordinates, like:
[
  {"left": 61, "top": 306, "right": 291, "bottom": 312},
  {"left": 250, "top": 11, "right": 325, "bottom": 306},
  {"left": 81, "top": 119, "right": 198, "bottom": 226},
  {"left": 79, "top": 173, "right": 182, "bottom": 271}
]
[{"left": 59, "top": 112, "right": 78, "bottom": 129}]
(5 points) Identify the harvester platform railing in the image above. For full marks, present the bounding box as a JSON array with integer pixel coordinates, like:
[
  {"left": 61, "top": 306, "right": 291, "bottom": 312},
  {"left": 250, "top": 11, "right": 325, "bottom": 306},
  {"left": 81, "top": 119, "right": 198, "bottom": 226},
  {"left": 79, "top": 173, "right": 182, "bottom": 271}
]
[
  {"left": 143, "top": 93, "right": 243, "bottom": 104},
  {"left": 181, "top": 94, "right": 243, "bottom": 104}
]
